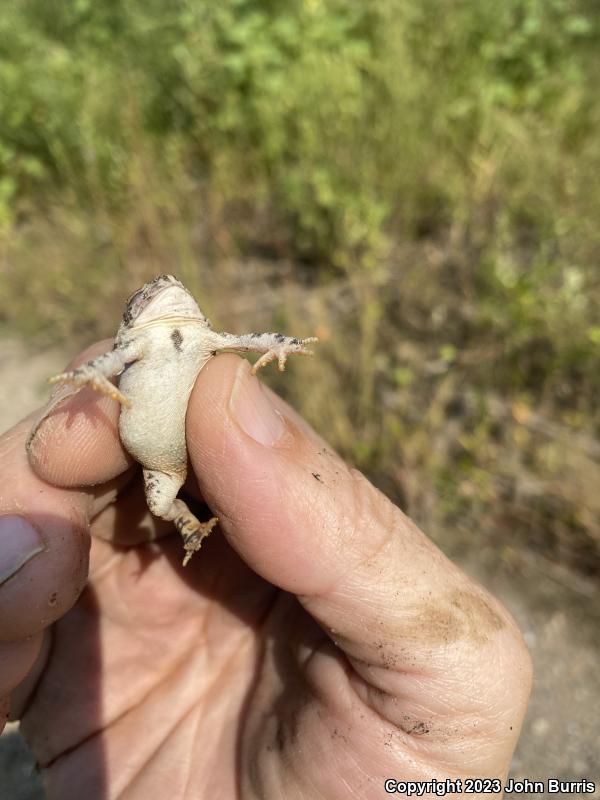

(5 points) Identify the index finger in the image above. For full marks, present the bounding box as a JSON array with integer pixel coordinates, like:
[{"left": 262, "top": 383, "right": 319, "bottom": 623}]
[
  {"left": 0, "top": 414, "right": 91, "bottom": 642},
  {"left": 0, "top": 341, "right": 133, "bottom": 641}
]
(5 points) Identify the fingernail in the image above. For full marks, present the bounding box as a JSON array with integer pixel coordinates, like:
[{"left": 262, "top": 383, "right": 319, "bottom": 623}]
[
  {"left": 229, "top": 361, "right": 286, "bottom": 446},
  {"left": 0, "top": 517, "right": 45, "bottom": 585}
]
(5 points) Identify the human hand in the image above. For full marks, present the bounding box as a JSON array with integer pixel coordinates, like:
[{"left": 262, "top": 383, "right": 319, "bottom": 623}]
[{"left": 1, "top": 345, "right": 532, "bottom": 799}]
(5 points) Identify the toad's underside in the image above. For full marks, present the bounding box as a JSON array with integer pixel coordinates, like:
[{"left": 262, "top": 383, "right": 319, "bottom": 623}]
[{"left": 28, "top": 275, "right": 317, "bottom": 565}]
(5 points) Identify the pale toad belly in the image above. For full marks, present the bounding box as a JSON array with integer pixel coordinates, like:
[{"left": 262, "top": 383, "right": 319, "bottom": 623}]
[{"left": 117, "top": 326, "right": 213, "bottom": 473}]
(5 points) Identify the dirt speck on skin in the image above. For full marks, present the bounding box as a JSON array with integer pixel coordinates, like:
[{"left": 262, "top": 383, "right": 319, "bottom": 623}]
[
  {"left": 399, "top": 718, "right": 430, "bottom": 736},
  {"left": 408, "top": 588, "right": 504, "bottom": 646},
  {"left": 48, "top": 592, "right": 58, "bottom": 607},
  {"left": 373, "top": 640, "right": 399, "bottom": 669},
  {"left": 412, "top": 602, "right": 464, "bottom": 645},
  {"left": 330, "top": 726, "right": 350, "bottom": 744},
  {"left": 450, "top": 588, "right": 504, "bottom": 639}
]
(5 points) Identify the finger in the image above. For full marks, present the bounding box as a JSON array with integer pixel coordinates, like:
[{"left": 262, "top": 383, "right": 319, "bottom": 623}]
[
  {"left": 187, "top": 356, "right": 469, "bottom": 605},
  {"left": 27, "top": 340, "right": 133, "bottom": 487},
  {"left": 186, "top": 356, "right": 531, "bottom": 756},
  {"left": 7, "top": 629, "right": 51, "bottom": 722},
  {"left": 0, "top": 417, "right": 91, "bottom": 642},
  {"left": 0, "top": 634, "right": 43, "bottom": 732},
  {"left": 0, "top": 637, "right": 41, "bottom": 696}
]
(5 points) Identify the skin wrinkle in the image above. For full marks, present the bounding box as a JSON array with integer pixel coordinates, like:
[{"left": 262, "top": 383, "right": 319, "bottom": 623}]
[
  {"left": 343, "top": 669, "right": 470, "bottom": 778},
  {"left": 11, "top": 475, "right": 93, "bottom": 553},
  {"left": 96, "top": 557, "right": 148, "bottom": 634},
  {"left": 35, "top": 591, "right": 170, "bottom": 763},
  {"left": 348, "top": 652, "right": 428, "bottom": 693},
  {"left": 90, "top": 494, "right": 165, "bottom": 551},
  {"left": 180, "top": 703, "right": 204, "bottom": 800},
  {"left": 296, "top": 467, "right": 398, "bottom": 605},
  {"left": 352, "top": 625, "right": 511, "bottom": 716},
  {"left": 319, "top": 479, "right": 443, "bottom": 622},
  {"left": 116, "top": 701, "right": 204, "bottom": 800},
  {"left": 314, "top": 595, "right": 517, "bottom": 767},
  {"left": 253, "top": 720, "right": 322, "bottom": 800},
  {"left": 349, "top": 673, "right": 475, "bottom": 745},
  {"left": 111, "top": 557, "right": 198, "bottom": 635},
  {"left": 243, "top": 616, "right": 311, "bottom": 785},
  {"left": 87, "top": 538, "right": 128, "bottom": 581},
  {"left": 328, "top": 573, "right": 508, "bottom": 662},
  {"left": 346, "top": 668, "right": 440, "bottom": 743},
  {"left": 358, "top": 672, "right": 519, "bottom": 766},
  {"left": 299, "top": 494, "right": 429, "bottom": 673},
  {"left": 90, "top": 468, "right": 139, "bottom": 522},
  {"left": 45, "top": 615, "right": 255, "bottom": 786},
  {"left": 337, "top": 469, "right": 398, "bottom": 566},
  {"left": 90, "top": 545, "right": 278, "bottom": 787},
  {"left": 274, "top": 699, "right": 373, "bottom": 800},
  {"left": 420, "top": 715, "right": 515, "bottom": 773},
  {"left": 335, "top": 747, "right": 381, "bottom": 799},
  {"left": 269, "top": 646, "right": 416, "bottom": 792}
]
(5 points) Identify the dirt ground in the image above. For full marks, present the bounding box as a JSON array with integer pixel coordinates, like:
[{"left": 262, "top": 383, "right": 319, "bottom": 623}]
[{"left": 0, "top": 338, "right": 598, "bottom": 798}]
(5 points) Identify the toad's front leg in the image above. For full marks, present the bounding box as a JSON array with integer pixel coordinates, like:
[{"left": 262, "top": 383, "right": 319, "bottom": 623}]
[
  {"left": 143, "top": 469, "right": 218, "bottom": 566},
  {"left": 48, "top": 344, "right": 142, "bottom": 407},
  {"left": 26, "top": 342, "right": 143, "bottom": 453},
  {"left": 210, "top": 331, "right": 318, "bottom": 373}
]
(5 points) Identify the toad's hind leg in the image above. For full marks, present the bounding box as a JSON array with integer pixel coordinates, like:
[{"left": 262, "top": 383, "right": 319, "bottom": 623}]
[{"left": 143, "top": 469, "right": 218, "bottom": 566}]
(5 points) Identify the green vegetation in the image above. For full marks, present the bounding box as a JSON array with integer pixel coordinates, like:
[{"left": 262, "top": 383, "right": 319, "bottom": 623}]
[{"left": 1, "top": 0, "right": 598, "bottom": 571}]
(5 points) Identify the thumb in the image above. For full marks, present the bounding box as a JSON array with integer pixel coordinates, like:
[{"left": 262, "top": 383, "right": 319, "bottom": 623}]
[{"left": 187, "top": 355, "right": 531, "bottom": 750}]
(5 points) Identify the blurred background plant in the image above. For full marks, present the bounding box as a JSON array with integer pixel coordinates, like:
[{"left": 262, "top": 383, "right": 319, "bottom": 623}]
[{"left": 0, "top": 0, "right": 598, "bottom": 573}]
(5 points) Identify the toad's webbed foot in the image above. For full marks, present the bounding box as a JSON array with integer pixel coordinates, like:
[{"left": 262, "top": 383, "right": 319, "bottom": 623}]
[
  {"left": 48, "top": 347, "right": 138, "bottom": 407},
  {"left": 50, "top": 367, "right": 131, "bottom": 407},
  {"left": 178, "top": 514, "right": 219, "bottom": 567},
  {"left": 143, "top": 469, "right": 218, "bottom": 566},
  {"left": 251, "top": 336, "right": 318, "bottom": 374},
  {"left": 210, "top": 330, "right": 317, "bottom": 374}
]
